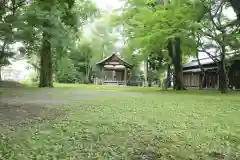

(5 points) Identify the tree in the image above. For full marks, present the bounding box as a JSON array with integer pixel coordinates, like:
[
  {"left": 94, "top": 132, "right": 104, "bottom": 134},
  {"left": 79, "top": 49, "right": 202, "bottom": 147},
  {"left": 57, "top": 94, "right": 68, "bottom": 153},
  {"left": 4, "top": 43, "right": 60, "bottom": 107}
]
[
  {"left": 68, "top": 41, "right": 94, "bottom": 83},
  {"left": 120, "top": 46, "right": 144, "bottom": 84},
  {"left": 195, "top": 0, "right": 240, "bottom": 93},
  {"left": 55, "top": 56, "right": 78, "bottom": 83},
  {"left": 22, "top": 0, "right": 98, "bottom": 87},
  {"left": 114, "top": 0, "right": 204, "bottom": 89},
  {"left": 80, "top": 16, "right": 120, "bottom": 79},
  {"left": 0, "top": 0, "right": 28, "bottom": 80},
  {"left": 54, "top": 16, "right": 119, "bottom": 84},
  {"left": 84, "top": 16, "right": 119, "bottom": 58}
]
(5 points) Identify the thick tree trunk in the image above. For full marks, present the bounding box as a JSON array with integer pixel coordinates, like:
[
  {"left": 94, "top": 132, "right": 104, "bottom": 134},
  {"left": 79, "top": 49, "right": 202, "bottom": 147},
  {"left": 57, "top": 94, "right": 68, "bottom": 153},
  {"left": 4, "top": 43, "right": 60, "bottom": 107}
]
[
  {"left": 167, "top": 41, "right": 174, "bottom": 88},
  {"left": 85, "top": 64, "right": 91, "bottom": 83},
  {"left": 163, "top": 64, "right": 171, "bottom": 89},
  {"left": 88, "top": 67, "right": 93, "bottom": 83},
  {"left": 0, "top": 66, "right": 2, "bottom": 81},
  {"left": 166, "top": 64, "right": 171, "bottom": 88},
  {"left": 172, "top": 37, "right": 185, "bottom": 90},
  {"left": 0, "top": 40, "right": 7, "bottom": 82},
  {"left": 219, "top": 52, "right": 228, "bottom": 93},
  {"left": 39, "top": 31, "right": 53, "bottom": 88}
]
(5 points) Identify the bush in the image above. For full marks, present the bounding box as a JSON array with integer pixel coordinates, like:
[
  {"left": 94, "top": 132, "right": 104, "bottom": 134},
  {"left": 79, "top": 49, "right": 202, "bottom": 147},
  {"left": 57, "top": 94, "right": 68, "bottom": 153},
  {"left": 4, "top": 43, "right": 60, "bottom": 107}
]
[
  {"left": 55, "top": 58, "right": 80, "bottom": 83},
  {"left": 28, "top": 71, "right": 39, "bottom": 83}
]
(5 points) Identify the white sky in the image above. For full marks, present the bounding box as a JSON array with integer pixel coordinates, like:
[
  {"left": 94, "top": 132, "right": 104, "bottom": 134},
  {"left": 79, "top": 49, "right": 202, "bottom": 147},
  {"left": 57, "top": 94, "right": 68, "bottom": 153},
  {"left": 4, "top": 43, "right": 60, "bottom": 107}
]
[{"left": 91, "top": 0, "right": 123, "bottom": 12}]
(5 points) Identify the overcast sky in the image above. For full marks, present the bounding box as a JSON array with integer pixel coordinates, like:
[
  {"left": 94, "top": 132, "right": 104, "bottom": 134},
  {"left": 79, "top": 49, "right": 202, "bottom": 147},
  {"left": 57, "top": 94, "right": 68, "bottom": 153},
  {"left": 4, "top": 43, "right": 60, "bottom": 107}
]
[{"left": 91, "top": 0, "right": 123, "bottom": 12}]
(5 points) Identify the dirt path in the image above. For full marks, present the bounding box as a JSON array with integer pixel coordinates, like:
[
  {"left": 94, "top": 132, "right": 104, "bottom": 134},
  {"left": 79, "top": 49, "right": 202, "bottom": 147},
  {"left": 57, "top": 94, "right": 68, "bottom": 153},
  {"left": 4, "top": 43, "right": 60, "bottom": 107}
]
[
  {"left": 0, "top": 88, "right": 142, "bottom": 126},
  {"left": 1, "top": 88, "right": 141, "bottom": 106}
]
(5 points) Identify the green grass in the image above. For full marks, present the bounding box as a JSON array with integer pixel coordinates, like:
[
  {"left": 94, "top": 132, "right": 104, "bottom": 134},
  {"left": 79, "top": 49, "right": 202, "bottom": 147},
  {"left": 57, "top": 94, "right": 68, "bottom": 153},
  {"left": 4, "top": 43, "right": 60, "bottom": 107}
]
[{"left": 1, "top": 85, "right": 240, "bottom": 159}]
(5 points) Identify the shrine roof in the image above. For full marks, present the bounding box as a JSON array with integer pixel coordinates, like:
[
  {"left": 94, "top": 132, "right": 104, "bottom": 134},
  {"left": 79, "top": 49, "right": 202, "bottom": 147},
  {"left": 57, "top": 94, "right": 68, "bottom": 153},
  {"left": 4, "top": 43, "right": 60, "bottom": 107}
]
[{"left": 96, "top": 53, "right": 133, "bottom": 68}]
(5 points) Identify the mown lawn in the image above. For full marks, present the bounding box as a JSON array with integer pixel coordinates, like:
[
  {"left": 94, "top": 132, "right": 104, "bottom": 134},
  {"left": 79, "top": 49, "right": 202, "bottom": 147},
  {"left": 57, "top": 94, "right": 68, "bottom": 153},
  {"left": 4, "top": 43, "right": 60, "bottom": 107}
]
[{"left": 0, "top": 85, "right": 240, "bottom": 159}]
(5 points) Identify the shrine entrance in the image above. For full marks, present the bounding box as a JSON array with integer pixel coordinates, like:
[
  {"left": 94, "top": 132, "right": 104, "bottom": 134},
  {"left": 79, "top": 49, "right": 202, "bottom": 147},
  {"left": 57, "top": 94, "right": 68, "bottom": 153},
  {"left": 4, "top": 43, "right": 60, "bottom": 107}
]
[{"left": 96, "top": 54, "right": 133, "bottom": 85}]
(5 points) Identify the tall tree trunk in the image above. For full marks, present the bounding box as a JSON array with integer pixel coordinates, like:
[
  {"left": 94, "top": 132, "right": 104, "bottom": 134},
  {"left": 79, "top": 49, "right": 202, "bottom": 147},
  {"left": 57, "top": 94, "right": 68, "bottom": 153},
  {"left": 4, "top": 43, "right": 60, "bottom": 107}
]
[
  {"left": 85, "top": 62, "right": 91, "bottom": 83},
  {"left": 167, "top": 40, "right": 175, "bottom": 88},
  {"left": 166, "top": 64, "right": 171, "bottom": 88},
  {"left": 143, "top": 59, "right": 148, "bottom": 87},
  {"left": 163, "top": 64, "right": 171, "bottom": 90},
  {"left": 172, "top": 37, "right": 184, "bottom": 90},
  {"left": 39, "top": 31, "right": 53, "bottom": 88},
  {"left": 165, "top": 64, "right": 171, "bottom": 88},
  {"left": 0, "top": 66, "right": 2, "bottom": 81},
  {"left": 196, "top": 51, "right": 205, "bottom": 90},
  {"left": 219, "top": 50, "right": 228, "bottom": 93},
  {"left": 0, "top": 40, "right": 7, "bottom": 82},
  {"left": 88, "top": 67, "right": 93, "bottom": 83}
]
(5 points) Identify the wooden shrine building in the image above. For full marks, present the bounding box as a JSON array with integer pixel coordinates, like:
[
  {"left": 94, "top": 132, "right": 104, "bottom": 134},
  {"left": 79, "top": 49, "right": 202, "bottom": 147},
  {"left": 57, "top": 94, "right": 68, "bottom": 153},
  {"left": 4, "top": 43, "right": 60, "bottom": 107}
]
[
  {"left": 182, "top": 55, "right": 240, "bottom": 89},
  {"left": 96, "top": 53, "right": 133, "bottom": 85}
]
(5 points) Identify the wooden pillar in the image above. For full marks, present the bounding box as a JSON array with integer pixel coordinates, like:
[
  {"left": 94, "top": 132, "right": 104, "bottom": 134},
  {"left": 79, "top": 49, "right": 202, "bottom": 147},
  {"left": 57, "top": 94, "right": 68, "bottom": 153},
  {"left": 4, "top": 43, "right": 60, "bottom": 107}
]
[
  {"left": 197, "top": 73, "right": 199, "bottom": 87},
  {"left": 112, "top": 70, "right": 116, "bottom": 81},
  {"left": 101, "top": 67, "right": 104, "bottom": 79},
  {"left": 124, "top": 67, "right": 127, "bottom": 83},
  {"left": 190, "top": 72, "right": 193, "bottom": 87},
  {"left": 205, "top": 72, "right": 208, "bottom": 88}
]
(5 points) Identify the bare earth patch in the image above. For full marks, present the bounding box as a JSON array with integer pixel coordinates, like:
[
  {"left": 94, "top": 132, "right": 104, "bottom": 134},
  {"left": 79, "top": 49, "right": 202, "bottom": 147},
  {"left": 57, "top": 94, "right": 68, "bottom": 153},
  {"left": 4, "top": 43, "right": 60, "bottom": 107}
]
[
  {"left": 0, "top": 102, "right": 65, "bottom": 128},
  {"left": 0, "top": 81, "right": 27, "bottom": 88},
  {"left": 0, "top": 85, "right": 142, "bottom": 128}
]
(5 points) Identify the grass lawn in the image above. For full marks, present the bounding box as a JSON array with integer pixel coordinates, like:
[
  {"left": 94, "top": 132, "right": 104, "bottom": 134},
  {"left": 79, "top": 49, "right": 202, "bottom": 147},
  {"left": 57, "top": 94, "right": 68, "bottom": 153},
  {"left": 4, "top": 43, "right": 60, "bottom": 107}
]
[{"left": 0, "top": 84, "right": 240, "bottom": 159}]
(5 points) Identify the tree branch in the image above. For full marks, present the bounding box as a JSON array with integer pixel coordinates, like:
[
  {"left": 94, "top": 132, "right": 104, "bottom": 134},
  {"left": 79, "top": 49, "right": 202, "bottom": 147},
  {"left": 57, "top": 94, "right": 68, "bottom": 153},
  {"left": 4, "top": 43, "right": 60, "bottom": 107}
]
[
  {"left": 4, "top": 0, "right": 26, "bottom": 15},
  {"left": 212, "top": 0, "right": 226, "bottom": 18},
  {"left": 207, "top": 2, "right": 224, "bottom": 32},
  {"left": 197, "top": 49, "right": 220, "bottom": 63}
]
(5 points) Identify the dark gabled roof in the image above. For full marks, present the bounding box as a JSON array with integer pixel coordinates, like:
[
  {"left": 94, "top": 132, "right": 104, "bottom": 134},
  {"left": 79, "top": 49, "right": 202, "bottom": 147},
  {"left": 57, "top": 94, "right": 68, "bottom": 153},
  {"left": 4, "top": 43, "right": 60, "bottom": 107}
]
[
  {"left": 183, "top": 52, "right": 240, "bottom": 68},
  {"left": 96, "top": 53, "right": 133, "bottom": 68}
]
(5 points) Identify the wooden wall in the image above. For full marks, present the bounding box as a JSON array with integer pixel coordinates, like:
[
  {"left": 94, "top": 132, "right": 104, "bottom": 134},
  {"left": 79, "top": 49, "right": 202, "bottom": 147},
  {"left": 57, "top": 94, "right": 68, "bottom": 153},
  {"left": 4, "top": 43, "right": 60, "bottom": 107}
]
[
  {"left": 115, "top": 71, "right": 124, "bottom": 81},
  {"left": 103, "top": 70, "right": 125, "bottom": 81},
  {"left": 205, "top": 72, "right": 218, "bottom": 88},
  {"left": 103, "top": 70, "right": 113, "bottom": 80},
  {"left": 183, "top": 59, "right": 240, "bottom": 89},
  {"left": 228, "top": 60, "right": 240, "bottom": 89},
  {"left": 183, "top": 71, "right": 219, "bottom": 88},
  {"left": 183, "top": 73, "right": 199, "bottom": 87}
]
